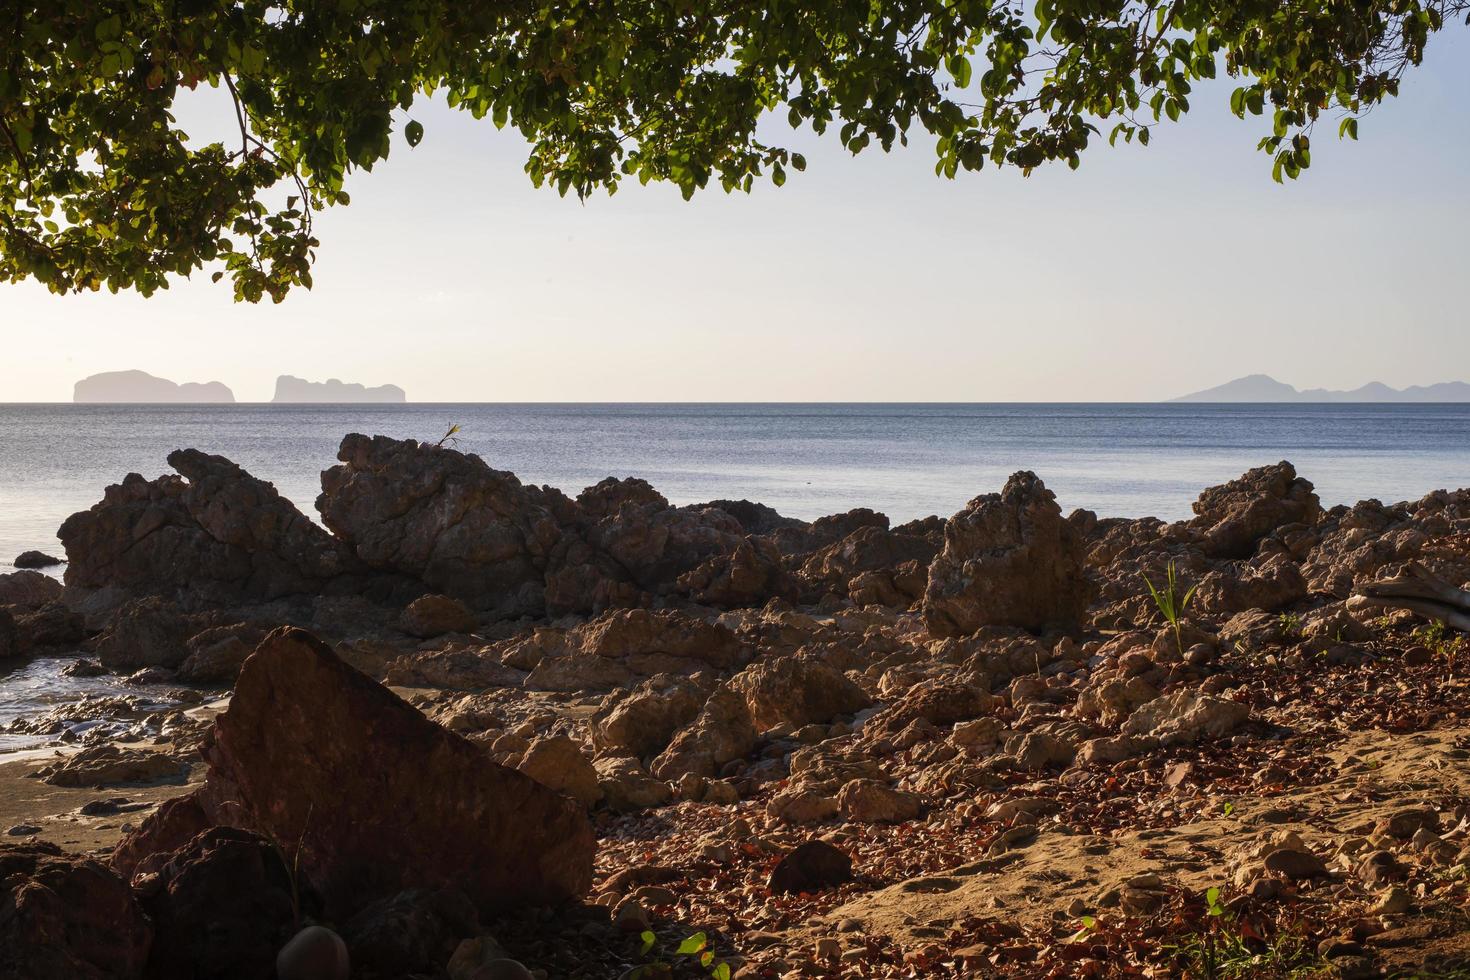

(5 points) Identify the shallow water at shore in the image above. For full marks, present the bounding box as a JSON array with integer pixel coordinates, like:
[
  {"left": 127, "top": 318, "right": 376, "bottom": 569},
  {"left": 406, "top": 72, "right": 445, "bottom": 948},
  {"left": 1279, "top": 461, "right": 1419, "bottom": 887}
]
[
  {"left": 0, "top": 658, "right": 188, "bottom": 755},
  {"left": 3, "top": 402, "right": 1469, "bottom": 562}
]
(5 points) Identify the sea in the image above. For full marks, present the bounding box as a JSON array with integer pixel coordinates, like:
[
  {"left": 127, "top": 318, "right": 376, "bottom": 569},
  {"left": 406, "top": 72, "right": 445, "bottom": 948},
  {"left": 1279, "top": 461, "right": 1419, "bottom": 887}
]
[{"left": 3, "top": 402, "right": 1469, "bottom": 564}]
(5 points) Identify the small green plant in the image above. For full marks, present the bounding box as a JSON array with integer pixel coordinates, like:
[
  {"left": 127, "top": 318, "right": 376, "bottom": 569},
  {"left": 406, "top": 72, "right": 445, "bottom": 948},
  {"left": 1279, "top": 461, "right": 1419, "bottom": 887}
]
[
  {"left": 434, "top": 423, "right": 462, "bottom": 448},
  {"left": 1276, "top": 611, "right": 1303, "bottom": 639},
  {"left": 1144, "top": 560, "right": 1199, "bottom": 655},
  {"left": 629, "top": 931, "right": 730, "bottom": 980},
  {"left": 1221, "top": 801, "right": 1234, "bottom": 818}
]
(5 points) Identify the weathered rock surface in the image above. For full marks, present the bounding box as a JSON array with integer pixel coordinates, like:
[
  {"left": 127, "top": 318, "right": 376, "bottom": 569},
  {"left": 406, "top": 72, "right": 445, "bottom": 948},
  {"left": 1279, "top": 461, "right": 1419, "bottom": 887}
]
[
  {"left": 117, "top": 627, "right": 594, "bottom": 918},
  {"left": 60, "top": 449, "right": 349, "bottom": 603},
  {"left": 13, "top": 550, "right": 62, "bottom": 568},
  {"left": 0, "top": 842, "right": 152, "bottom": 980},
  {"left": 0, "top": 569, "right": 63, "bottom": 608},
  {"left": 728, "top": 655, "right": 871, "bottom": 732},
  {"left": 923, "top": 472, "right": 1089, "bottom": 635},
  {"left": 319, "top": 435, "right": 564, "bottom": 616},
  {"left": 1189, "top": 461, "right": 1320, "bottom": 559}
]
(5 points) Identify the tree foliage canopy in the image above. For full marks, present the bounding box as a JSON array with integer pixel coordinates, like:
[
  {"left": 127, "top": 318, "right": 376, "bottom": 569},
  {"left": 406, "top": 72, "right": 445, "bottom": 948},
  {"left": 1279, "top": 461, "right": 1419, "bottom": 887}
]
[{"left": 1, "top": 0, "right": 1463, "bottom": 301}]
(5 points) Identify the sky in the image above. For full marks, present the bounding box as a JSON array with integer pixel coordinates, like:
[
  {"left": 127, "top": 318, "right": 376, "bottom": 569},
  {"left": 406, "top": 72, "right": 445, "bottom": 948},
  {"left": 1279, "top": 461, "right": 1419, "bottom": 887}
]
[{"left": 2, "top": 34, "right": 1467, "bottom": 403}]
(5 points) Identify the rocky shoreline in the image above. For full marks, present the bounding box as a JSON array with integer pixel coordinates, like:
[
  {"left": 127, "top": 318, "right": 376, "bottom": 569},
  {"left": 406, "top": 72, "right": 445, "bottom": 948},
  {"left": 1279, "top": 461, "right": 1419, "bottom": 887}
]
[{"left": 2, "top": 434, "right": 1469, "bottom": 978}]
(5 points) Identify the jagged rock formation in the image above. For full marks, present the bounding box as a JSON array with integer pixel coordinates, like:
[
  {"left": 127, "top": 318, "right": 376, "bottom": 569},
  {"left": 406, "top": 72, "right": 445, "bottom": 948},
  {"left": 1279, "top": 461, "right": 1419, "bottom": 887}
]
[
  {"left": 272, "top": 375, "right": 406, "bottom": 403},
  {"left": 59, "top": 449, "right": 352, "bottom": 605},
  {"left": 923, "top": 471, "right": 1089, "bottom": 635},
  {"left": 73, "top": 369, "right": 234, "bottom": 403}
]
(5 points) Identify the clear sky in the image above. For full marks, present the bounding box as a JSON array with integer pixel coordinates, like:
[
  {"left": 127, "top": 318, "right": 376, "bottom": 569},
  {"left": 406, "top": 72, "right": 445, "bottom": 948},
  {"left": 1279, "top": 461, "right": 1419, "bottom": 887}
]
[{"left": 2, "top": 34, "right": 1467, "bottom": 403}]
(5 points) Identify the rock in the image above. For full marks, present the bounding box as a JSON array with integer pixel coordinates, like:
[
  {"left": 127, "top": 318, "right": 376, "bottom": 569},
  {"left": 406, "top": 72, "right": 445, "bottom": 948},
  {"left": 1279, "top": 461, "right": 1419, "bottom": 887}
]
[
  {"left": 319, "top": 434, "right": 564, "bottom": 615},
  {"left": 1076, "top": 676, "right": 1159, "bottom": 727},
  {"left": 277, "top": 926, "right": 350, "bottom": 980},
  {"left": 768, "top": 840, "right": 853, "bottom": 895},
  {"left": 1011, "top": 732, "right": 1076, "bottom": 771},
  {"left": 468, "top": 960, "right": 536, "bottom": 980},
  {"left": 60, "top": 449, "right": 349, "bottom": 602},
  {"left": 0, "top": 569, "right": 63, "bottom": 609},
  {"left": 0, "top": 842, "right": 152, "bottom": 980},
  {"left": 515, "top": 735, "right": 603, "bottom": 807},
  {"left": 1376, "top": 807, "right": 1439, "bottom": 839},
  {"left": 579, "top": 608, "right": 743, "bottom": 667},
  {"left": 1372, "top": 886, "right": 1412, "bottom": 916},
  {"left": 1075, "top": 734, "right": 1158, "bottom": 766},
  {"left": 401, "top": 594, "right": 477, "bottom": 638},
  {"left": 1189, "top": 462, "right": 1320, "bottom": 559},
  {"left": 1120, "top": 690, "right": 1250, "bottom": 746},
  {"left": 728, "top": 655, "right": 871, "bottom": 732},
  {"left": 1263, "top": 847, "right": 1328, "bottom": 880},
  {"left": 864, "top": 680, "right": 997, "bottom": 742},
  {"left": 950, "top": 717, "right": 1003, "bottom": 751},
  {"left": 93, "top": 597, "right": 192, "bottom": 673},
  {"left": 176, "top": 624, "right": 267, "bottom": 683},
  {"left": 650, "top": 685, "right": 757, "bottom": 780},
  {"left": 923, "top": 472, "right": 1089, "bottom": 635},
  {"left": 1356, "top": 850, "right": 1404, "bottom": 888},
  {"left": 0, "top": 609, "right": 14, "bottom": 660},
  {"left": 32, "top": 745, "right": 188, "bottom": 788},
  {"left": 590, "top": 675, "right": 709, "bottom": 759},
  {"left": 115, "top": 627, "right": 594, "bottom": 919},
  {"left": 767, "top": 787, "right": 840, "bottom": 824},
  {"left": 62, "top": 658, "right": 107, "bottom": 677},
  {"left": 796, "top": 524, "right": 941, "bottom": 604},
  {"left": 837, "top": 779, "right": 923, "bottom": 823},
  {"left": 383, "top": 647, "right": 529, "bottom": 690},
  {"left": 138, "top": 827, "right": 300, "bottom": 980},
  {"left": 342, "top": 888, "right": 480, "bottom": 980},
  {"left": 595, "top": 757, "right": 673, "bottom": 812},
  {"left": 13, "top": 550, "right": 62, "bottom": 569},
  {"left": 10, "top": 600, "right": 88, "bottom": 654},
  {"left": 677, "top": 536, "right": 795, "bottom": 608}
]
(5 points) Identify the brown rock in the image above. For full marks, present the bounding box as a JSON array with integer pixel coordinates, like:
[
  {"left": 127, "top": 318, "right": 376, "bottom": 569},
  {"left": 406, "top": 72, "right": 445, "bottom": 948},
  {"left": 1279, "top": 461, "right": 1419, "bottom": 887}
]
[
  {"left": 837, "top": 779, "right": 924, "bottom": 823},
  {"left": 401, "top": 594, "right": 478, "bottom": 638},
  {"left": 0, "top": 569, "right": 64, "bottom": 608},
  {"left": 650, "top": 685, "right": 757, "bottom": 779},
  {"left": 138, "top": 826, "right": 299, "bottom": 980},
  {"left": 116, "top": 627, "right": 593, "bottom": 918},
  {"left": 923, "top": 472, "right": 1089, "bottom": 635},
  {"left": 728, "top": 655, "right": 871, "bottom": 732},
  {"left": 515, "top": 735, "right": 603, "bottom": 807},
  {"left": 0, "top": 842, "right": 151, "bottom": 980},
  {"left": 590, "top": 675, "right": 709, "bottom": 759},
  {"left": 93, "top": 596, "right": 192, "bottom": 673},
  {"left": 1189, "top": 461, "right": 1320, "bottom": 559},
  {"left": 768, "top": 840, "right": 853, "bottom": 895}
]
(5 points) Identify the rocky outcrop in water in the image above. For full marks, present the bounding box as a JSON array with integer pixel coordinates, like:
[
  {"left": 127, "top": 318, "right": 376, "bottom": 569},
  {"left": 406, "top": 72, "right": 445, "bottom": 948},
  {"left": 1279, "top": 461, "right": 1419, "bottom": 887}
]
[{"left": 59, "top": 449, "right": 351, "bottom": 606}]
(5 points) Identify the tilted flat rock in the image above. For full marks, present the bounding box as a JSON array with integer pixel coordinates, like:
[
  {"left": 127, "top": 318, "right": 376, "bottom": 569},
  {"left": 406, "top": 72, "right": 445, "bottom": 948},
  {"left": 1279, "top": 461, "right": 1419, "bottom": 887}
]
[{"left": 114, "top": 627, "right": 595, "bottom": 919}]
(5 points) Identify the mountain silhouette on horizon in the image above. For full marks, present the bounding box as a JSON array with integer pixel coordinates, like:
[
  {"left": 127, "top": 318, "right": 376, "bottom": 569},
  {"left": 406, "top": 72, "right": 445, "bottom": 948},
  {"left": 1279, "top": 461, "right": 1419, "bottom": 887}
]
[
  {"left": 1172, "top": 374, "right": 1470, "bottom": 403},
  {"left": 73, "top": 370, "right": 235, "bottom": 403},
  {"left": 272, "top": 375, "right": 406, "bottom": 403}
]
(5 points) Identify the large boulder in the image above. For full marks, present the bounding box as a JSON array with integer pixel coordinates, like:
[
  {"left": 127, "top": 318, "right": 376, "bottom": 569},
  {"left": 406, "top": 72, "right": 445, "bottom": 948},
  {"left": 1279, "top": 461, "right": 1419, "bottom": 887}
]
[
  {"left": 0, "top": 842, "right": 152, "bottom": 980},
  {"left": 60, "top": 450, "right": 348, "bottom": 602},
  {"left": 318, "top": 434, "right": 566, "bottom": 616},
  {"left": 1189, "top": 462, "right": 1320, "bottom": 559},
  {"left": 796, "top": 523, "right": 942, "bottom": 603},
  {"left": 137, "top": 827, "right": 300, "bottom": 980},
  {"left": 923, "top": 472, "right": 1089, "bottom": 635},
  {"left": 115, "top": 627, "right": 594, "bottom": 919}
]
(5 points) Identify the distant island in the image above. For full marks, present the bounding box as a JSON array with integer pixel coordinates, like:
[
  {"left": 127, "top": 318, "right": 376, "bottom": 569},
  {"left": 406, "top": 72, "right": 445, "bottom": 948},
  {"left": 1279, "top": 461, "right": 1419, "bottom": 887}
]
[
  {"left": 272, "top": 375, "right": 407, "bottom": 403},
  {"left": 1172, "top": 374, "right": 1470, "bottom": 403},
  {"left": 73, "top": 370, "right": 235, "bottom": 403}
]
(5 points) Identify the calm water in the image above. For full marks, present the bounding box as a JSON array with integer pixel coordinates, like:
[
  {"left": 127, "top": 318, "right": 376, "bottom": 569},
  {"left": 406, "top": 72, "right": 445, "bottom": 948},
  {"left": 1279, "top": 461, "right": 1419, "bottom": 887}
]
[{"left": 2, "top": 403, "right": 1469, "bottom": 564}]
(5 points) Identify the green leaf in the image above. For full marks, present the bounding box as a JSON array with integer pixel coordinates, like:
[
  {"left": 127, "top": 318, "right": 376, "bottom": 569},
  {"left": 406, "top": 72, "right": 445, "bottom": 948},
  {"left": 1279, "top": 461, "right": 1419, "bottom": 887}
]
[
  {"left": 639, "top": 931, "right": 656, "bottom": 956},
  {"left": 405, "top": 119, "right": 424, "bottom": 147},
  {"left": 676, "top": 932, "right": 707, "bottom": 956},
  {"left": 712, "top": 965, "right": 731, "bottom": 980}
]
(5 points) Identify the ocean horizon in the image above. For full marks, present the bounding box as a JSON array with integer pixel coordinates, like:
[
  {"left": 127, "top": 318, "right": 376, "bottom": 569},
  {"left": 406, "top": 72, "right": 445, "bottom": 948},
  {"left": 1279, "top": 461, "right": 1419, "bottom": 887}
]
[{"left": 4, "top": 401, "right": 1469, "bottom": 564}]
